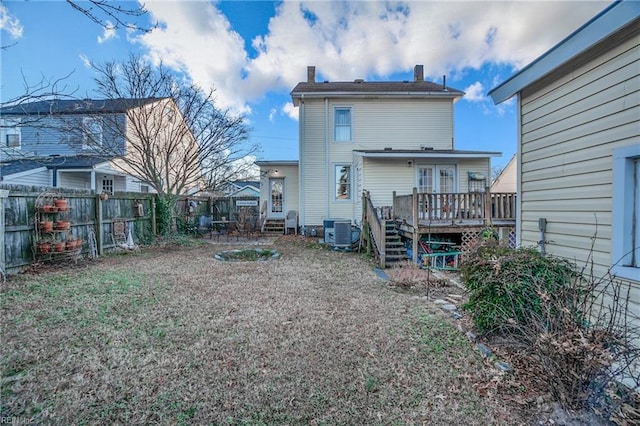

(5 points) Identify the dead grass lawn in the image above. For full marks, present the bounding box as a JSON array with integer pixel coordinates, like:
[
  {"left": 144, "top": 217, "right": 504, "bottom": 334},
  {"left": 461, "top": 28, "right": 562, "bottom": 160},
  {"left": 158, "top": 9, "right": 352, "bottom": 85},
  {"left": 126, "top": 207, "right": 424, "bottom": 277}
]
[{"left": 2, "top": 237, "right": 529, "bottom": 425}]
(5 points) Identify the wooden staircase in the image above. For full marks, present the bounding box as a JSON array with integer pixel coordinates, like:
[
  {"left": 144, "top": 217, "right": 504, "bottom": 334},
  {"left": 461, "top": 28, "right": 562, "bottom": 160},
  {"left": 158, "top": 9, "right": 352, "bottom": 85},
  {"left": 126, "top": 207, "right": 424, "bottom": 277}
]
[
  {"left": 384, "top": 221, "right": 408, "bottom": 267},
  {"left": 262, "top": 218, "right": 285, "bottom": 235}
]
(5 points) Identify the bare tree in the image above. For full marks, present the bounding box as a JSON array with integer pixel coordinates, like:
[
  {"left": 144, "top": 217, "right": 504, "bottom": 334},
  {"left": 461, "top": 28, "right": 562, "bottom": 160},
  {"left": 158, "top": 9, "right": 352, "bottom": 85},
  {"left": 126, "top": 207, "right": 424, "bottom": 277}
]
[
  {"left": 83, "top": 55, "right": 257, "bottom": 199},
  {"left": 65, "top": 0, "right": 156, "bottom": 34}
]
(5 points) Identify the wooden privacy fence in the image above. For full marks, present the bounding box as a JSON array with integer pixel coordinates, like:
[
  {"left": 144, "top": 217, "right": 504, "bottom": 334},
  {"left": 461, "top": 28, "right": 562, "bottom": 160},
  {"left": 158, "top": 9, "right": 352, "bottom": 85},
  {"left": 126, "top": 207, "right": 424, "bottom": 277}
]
[{"left": 1, "top": 184, "right": 155, "bottom": 274}]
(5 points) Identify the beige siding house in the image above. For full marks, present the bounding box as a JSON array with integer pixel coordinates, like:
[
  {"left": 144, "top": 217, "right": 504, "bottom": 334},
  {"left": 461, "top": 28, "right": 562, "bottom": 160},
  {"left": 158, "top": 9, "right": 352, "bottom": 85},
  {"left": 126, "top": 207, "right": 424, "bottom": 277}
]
[
  {"left": 491, "top": 154, "right": 517, "bottom": 193},
  {"left": 489, "top": 2, "right": 639, "bottom": 286},
  {"left": 258, "top": 65, "right": 501, "bottom": 234}
]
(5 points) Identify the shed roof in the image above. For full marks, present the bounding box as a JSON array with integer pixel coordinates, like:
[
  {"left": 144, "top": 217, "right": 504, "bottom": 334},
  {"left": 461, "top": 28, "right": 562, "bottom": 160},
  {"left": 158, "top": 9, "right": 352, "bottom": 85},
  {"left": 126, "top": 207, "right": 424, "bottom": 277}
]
[{"left": 489, "top": 0, "right": 640, "bottom": 104}]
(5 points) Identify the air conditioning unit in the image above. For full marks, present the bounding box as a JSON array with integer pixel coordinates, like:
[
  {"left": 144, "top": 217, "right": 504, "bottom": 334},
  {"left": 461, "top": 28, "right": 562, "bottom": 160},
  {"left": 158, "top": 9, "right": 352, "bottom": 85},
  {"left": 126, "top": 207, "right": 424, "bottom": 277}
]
[{"left": 333, "top": 220, "right": 352, "bottom": 247}]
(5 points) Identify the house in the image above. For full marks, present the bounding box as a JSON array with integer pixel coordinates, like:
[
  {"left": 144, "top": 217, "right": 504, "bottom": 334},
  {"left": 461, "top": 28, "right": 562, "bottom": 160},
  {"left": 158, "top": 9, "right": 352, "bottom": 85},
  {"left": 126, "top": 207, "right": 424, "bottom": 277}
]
[
  {"left": 0, "top": 98, "right": 192, "bottom": 194},
  {"left": 257, "top": 65, "right": 503, "bottom": 239},
  {"left": 489, "top": 1, "right": 639, "bottom": 287},
  {"left": 491, "top": 153, "right": 517, "bottom": 193},
  {"left": 221, "top": 180, "right": 261, "bottom": 198}
]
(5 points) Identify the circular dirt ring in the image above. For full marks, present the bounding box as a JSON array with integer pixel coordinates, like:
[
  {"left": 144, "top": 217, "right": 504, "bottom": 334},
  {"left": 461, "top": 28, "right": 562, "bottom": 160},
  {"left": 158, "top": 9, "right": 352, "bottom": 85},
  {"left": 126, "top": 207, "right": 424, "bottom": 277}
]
[{"left": 214, "top": 248, "right": 280, "bottom": 262}]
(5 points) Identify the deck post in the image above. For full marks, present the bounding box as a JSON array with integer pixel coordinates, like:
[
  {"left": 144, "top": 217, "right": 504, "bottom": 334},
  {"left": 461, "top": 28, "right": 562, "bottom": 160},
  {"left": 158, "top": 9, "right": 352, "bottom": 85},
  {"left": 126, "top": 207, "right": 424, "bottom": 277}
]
[
  {"left": 412, "top": 187, "right": 418, "bottom": 264},
  {"left": 484, "top": 186, "right": 492, "bottom": 226}
]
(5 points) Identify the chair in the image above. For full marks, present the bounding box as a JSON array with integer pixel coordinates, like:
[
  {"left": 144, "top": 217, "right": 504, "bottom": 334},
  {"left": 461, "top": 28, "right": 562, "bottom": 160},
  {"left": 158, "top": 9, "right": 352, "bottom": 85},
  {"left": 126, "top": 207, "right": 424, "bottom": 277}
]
[{"left": 285, "top": 210, "right": 298, "bottom": 235}]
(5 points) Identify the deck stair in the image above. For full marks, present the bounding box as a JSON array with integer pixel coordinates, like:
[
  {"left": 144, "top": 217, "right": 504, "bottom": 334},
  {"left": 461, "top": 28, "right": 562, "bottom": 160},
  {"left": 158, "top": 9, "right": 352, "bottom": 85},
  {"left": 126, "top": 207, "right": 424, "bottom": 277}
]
[
  {"left": 384, "top": 221, "right": 408, "bottom": 267},
  {"left": 262, "top": 218, "right": 285, "bottom": 234}
]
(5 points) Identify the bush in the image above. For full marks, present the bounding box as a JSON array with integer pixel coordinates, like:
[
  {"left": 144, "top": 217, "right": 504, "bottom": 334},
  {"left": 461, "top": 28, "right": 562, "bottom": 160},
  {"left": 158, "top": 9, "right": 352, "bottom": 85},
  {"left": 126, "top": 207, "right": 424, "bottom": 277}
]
[
  {"left": 460, "top": 242, "right": 640, "bottom": 413},
  {"left": 460, "top": 243, "right": 578, "bottom": 334}
]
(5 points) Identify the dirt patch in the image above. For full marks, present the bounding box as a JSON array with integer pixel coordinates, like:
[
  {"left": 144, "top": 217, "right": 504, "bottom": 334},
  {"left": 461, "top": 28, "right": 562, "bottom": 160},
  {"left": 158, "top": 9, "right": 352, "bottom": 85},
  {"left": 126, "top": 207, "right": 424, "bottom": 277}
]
[{"left": 0, "top": 236, "right": 614, "bottom": 424}]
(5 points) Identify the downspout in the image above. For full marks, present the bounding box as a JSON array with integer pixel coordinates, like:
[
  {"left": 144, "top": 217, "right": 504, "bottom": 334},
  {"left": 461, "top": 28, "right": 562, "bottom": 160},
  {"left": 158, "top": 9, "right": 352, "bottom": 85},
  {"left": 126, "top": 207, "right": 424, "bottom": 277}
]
[
  {"left": 299, "top": 95, "right": 305, "bottom": 232},
  {"left": 325, "top": 98, "right": 329, "bottom": 220}
]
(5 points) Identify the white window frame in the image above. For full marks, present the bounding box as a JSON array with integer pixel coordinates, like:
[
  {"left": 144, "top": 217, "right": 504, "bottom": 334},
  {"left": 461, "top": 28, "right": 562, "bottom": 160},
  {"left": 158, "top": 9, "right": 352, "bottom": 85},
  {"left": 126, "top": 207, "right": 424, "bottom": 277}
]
[
  {"left": 82, "top": 117, "right": 103, "bottom": 150},
  {"left": 334, "top": 163, "right": 352, "bottom": 201},
  {"left": 102, "top": 176, "right": 114, "bottom": 194},
  {"left": 611, "top": 144, "right": 640, "bottom": 281},
  {"left": 334, "top": 107, "right": 352, "bottom": 142},
  {"left": 1, "top": 118, "right": 21, "bottom": 148}
]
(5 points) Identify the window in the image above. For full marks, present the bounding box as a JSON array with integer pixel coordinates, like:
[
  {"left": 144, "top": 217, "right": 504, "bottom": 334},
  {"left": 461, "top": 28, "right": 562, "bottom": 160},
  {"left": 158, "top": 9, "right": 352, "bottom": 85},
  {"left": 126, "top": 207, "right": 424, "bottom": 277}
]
[
  {"left": 418, "top": 167, "right": 433, "bottom": 193},
  {"left": 1, "top": 118, "right": 21, "bottom": 148},
  {"left": 82, "top": 117, "right": 103, "bottom": 149},
  {"left": 102, "top": 177, "right": 114, "bottom": 194},
  {"left": 334, "top": 107, "right": 352, "bottom": 142},
  {"left": 335, "top": 164, "right": 352, "bottom": 200},
  {"left": 611, "top": 144, "right": 640, "bottom": 281},
  {"left": 468, "top": 172, "right": 487, "bottom": 192}
]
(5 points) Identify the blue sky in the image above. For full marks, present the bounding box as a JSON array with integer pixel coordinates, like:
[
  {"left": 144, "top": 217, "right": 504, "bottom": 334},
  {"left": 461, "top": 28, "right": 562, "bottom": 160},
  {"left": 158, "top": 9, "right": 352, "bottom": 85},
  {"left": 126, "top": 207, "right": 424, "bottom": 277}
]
[{"left": 1, "top": 0, "right": 611, "bottom": 170}]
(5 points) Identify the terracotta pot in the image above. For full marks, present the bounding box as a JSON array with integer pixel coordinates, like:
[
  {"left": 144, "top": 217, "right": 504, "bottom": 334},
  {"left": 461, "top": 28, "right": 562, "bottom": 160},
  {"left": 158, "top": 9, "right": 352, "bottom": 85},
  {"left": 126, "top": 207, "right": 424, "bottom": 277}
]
[
  {"left": 39, "top": 221, "right": 54, "bottom": 232},
  {"left": 42, "top": 205, "right": 54, "bottom": 212},
  {"left": 55, "top": 220, "right": 70, "bottom": 230},
  {"left": 54, "top": 242, "right": 66, "bottom": 252},
  {"left": 38, "top": 242, "right": 51, "bottom": 254},
  {"left": 54, "top": 198, "right": 68, "bottom": 209},
  {"left": 66, "top": 239, "right": 77, "bottom": 250}
]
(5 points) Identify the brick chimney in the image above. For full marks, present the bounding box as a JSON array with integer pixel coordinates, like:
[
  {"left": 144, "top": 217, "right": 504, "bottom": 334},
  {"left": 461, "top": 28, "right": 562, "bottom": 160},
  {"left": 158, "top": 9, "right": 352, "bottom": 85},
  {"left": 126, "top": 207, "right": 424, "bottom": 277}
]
[
  {"left": 307, "top": 66, "right": 316, "bottom": 83},
  {"left": 414, "top": 65, "right": 424, "bottom": 82}
]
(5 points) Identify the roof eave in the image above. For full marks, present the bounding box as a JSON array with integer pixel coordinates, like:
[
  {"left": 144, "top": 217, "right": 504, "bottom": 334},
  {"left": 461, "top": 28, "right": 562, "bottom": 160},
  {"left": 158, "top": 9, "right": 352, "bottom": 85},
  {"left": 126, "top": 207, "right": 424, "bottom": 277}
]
[
  {"left": 291, "top": 91, "right": 462, "bottom": 105},
  {"left": 354, "top": 151, "right": 501, "bottom": 159},
  {"left": 489, "top": 0, "right": 640, "bottom": 104}
]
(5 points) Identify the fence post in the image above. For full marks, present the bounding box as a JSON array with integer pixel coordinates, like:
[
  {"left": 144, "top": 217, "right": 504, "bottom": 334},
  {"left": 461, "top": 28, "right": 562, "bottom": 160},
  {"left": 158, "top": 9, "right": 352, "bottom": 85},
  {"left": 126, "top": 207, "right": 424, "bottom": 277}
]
[
  {"left": 484, "top": 186, "right": 492, "bottom": 226},
  {"left": 95, "top": 194, "right": 104, "bottom": 256},
  {"left": 151, "top": 196, "right": 157, "bottom": 236},
  {"left": 0, "top": 189, "right": 8, "bottom": 274},
  {"left": 412, "top": 187, "right": 418, "bottom": 264}
]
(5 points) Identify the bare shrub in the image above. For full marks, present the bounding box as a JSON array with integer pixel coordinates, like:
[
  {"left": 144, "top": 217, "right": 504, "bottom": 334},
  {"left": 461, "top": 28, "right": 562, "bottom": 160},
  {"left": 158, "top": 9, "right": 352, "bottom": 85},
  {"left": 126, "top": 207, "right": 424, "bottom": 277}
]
[
  {"left": 387, "top": 261, "right": 448, "bottom": 291},
  {"left": 461, "top": 242, "right": 640, "bottom": 415}
]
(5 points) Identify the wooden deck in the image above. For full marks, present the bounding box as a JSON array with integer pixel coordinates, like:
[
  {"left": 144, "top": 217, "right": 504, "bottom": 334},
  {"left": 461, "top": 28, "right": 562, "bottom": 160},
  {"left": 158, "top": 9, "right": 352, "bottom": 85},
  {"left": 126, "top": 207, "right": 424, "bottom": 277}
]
[{"left": 391, "top": 189, "right": 516, "bottom": 263}]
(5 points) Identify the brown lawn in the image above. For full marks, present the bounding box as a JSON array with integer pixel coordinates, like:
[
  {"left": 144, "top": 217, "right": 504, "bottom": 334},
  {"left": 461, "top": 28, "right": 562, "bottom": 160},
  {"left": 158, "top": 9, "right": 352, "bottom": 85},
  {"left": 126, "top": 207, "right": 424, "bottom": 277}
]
[{"left": 1, "top": 236, "right": 546, "bottom": 425}]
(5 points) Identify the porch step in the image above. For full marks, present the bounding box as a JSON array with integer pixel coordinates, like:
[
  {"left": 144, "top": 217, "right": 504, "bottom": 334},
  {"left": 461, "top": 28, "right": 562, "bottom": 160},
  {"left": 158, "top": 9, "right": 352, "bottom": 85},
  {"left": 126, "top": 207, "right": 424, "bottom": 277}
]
[
  {"left": 263, "top": 219, "right": 285, "bottom": 234},
  {"left": 383, "top": 221, "right": 408, "bottom": 267}
]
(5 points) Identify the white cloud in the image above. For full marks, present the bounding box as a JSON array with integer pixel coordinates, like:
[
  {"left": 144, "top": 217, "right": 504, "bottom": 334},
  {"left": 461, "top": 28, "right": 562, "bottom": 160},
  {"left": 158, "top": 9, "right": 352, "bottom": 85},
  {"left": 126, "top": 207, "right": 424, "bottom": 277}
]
[
  {"left": 79, "top": 54, "right": 92, "bottom": 68},
  {"left": 133, "top": 2, "right": 249, "bottom": 114},
  {"left": 268, "top": 108, "right": 277, "bottom": 122},
  {"left": 463, "top": 82, "right": 485, "bottom": 103},
  {"left": 0, "top": 4, "right": 23, "bottom": 39},
  {"left": 282, "top": 102, "right": 298, "bottom": 121},
  {"left": 97, "top": 20, "right": 117, "bottom": 44},
  {"left": 131, "top": 1, "right": 609, "bottom": 116}
]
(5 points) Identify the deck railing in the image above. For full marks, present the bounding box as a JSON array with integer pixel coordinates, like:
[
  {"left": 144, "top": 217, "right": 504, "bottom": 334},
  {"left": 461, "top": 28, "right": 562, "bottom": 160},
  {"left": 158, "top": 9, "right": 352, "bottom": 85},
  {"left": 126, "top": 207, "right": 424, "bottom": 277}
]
[
  {"left": 394, "top": 189, "right": 516, "bottom": 227},
  {"left": 362, "top": 191, "right": 387, "bottom": 268}
]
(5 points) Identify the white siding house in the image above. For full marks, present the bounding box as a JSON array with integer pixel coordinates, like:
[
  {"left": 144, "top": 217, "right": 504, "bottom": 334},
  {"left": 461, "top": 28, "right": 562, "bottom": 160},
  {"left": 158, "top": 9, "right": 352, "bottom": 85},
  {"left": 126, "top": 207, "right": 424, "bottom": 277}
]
[
  {"left": 489, "top": 2, "right": 639, "bottom": 289},
  {"left": 258, "top": 65, "right": 501, "bottom": 233}
]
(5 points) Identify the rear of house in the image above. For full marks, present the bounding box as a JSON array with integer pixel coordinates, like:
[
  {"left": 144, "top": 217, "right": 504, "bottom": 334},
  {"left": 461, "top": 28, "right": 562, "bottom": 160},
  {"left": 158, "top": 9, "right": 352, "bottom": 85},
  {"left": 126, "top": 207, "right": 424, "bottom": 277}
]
[
  {"left": 258, "top": 65, "right": 502, "bottom": 236},
  {"left": 490, "top": 2, "right": 639, "bottom": 294}
]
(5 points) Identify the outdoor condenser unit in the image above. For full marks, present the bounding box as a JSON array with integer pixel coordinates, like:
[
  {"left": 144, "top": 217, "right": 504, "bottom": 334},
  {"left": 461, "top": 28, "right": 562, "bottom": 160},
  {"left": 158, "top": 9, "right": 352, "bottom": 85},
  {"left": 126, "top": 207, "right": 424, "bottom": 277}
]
[{"left": 333, "top": 220, "right": 352, "bottom": 247}]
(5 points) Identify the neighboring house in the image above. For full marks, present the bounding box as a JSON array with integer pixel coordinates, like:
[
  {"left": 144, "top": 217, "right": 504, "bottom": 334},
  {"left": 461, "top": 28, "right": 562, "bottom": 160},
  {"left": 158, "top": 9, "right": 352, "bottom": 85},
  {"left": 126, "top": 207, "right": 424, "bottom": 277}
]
[
  {"left": 489, "top": 0, "right": 639, "bottom": 287},
  {"left": 491, "top": 154, "right": 517, "bottom": 193},
  {"left": 221, "top": 180, "right": 261, "bottom": 198},
  {"left": 0, "top": 98, "right": 189, "bottom": 194},
  {"left": 257, "top": 65, "right": 502, "bottom": 233}
]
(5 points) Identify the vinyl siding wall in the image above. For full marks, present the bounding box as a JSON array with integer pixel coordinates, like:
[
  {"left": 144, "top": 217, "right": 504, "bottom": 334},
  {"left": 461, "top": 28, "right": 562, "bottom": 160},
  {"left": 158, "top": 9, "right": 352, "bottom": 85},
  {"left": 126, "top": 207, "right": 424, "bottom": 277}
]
[
  {"left": 519, "top": 32, "right": 639, "bottom": 284},
  {"left": 2, "top": 169, "right": 50, "bottom": 186},
  {"left": 301, "top": 97, "right": 455, "bottom": 226}
]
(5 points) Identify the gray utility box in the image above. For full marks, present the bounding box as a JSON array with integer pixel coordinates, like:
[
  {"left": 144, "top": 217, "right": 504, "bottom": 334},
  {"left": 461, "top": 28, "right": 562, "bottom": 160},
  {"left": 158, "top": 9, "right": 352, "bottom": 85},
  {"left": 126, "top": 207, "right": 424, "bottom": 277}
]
[{"left": 323, "top": 218, "right": 349, "bottom": 244}]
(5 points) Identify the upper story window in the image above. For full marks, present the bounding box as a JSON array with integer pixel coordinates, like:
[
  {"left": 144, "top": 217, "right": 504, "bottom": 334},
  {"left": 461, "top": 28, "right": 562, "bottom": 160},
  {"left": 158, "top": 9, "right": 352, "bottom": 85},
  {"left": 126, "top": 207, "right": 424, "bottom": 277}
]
[
  {"left": 1, "top": 118, "right": 21, "bottom": 148},
  {"left": 82, "top": 117, "right": 103, "bottom": 149},
  {"left": 334, "top": 107, "right": 352, "bottom": 142},
  {"left": 335, "top": 164, "right": 352, "bottom": 200},
  {"left": 612, "top": 144, "right": 640, "bottom": 281}
]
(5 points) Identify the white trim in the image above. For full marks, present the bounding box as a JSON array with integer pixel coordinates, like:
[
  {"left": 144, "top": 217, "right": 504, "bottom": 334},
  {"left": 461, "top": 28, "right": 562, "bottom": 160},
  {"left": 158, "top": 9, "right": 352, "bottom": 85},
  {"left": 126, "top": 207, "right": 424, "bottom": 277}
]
[{"left": 611, "top": 143, "right": 640, "bottom": 282}]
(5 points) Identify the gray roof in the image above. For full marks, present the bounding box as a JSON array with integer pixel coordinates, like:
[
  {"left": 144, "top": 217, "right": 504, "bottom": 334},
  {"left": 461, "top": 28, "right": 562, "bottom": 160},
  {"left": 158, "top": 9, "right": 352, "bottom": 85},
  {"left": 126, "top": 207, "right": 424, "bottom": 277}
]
[
  {"left": 291, "top": 80, "right": 463, "bottom": 104},
  {"left": 354, "top": 149, "right": 501, "bottom": 158},
  {"left": 1, "top": 155, "right": 111, "bottom": 178},
  {"left": 0, "top": 98, "right": 163, "bottom": 115},
  {"left": 489, "top": 1, "right": 640, "bottom": 104}
]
